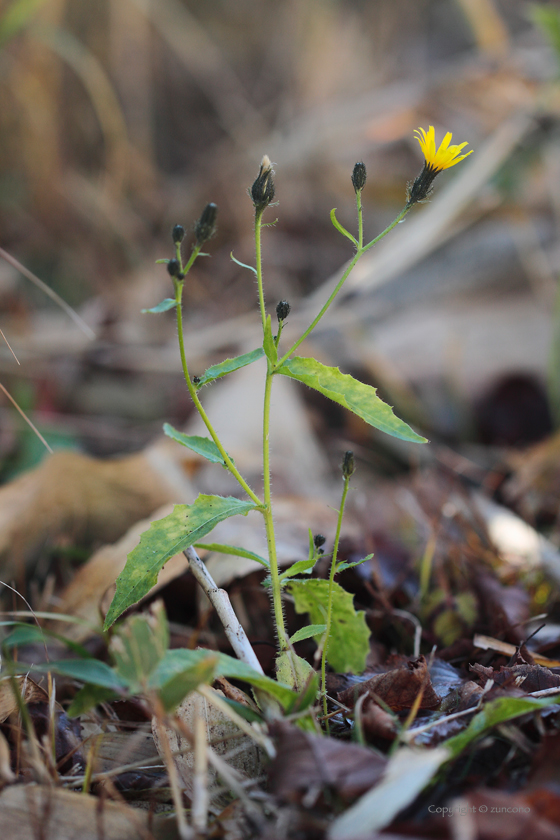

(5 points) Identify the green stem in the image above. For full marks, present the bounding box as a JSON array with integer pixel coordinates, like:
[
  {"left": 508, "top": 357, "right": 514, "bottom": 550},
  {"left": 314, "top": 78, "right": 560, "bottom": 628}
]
[
  {"left": 278, "top": 204, "right": 411, "bottom": 366},
  {"left": 321, "top": 474, "right": 351, "bottom": 724},
  {"left": 255, "top": 208, "right": 266, "bottom": 332},
  {"left": 175, "top": 272, "right": 262, "bottom": 508},
  {"left": 357, "top": 190, "right": 363, "bottom": 250},
  {"left": 262, "top": 366, "right": 288, "bottom": 649}
]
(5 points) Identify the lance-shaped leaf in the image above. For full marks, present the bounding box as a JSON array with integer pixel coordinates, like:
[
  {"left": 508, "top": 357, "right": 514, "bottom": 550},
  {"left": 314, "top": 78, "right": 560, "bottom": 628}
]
[
  {"left": 276, "top": 356, "right": 426, "bottom": 443},
  {"left": 163, "top": 424, "right": 229, "bottom": 466},
  {"left": 104, "top": 495, "right": 257, "bottom": 629},
  {"left": 195, "top": 347, "right": 264, "bottom": 387},
  {"left": 142, "top": 298, "right": 177, "bottom": 313}
]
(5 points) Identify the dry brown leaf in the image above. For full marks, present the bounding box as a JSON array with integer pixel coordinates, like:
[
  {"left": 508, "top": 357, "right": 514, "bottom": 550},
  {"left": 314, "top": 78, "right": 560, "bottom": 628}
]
[
  {"left": 50, "top": 504, "right": 190, "bottom": 641},
  {"left": 0, "top": 784, "right": 172, "bottom": 840},
  {"left": 267, "top": 720, "right": 386, "bottom": 803},
  {"left": 338, "top": 656, "right": 440, "bottom": 712},
  {"left": 0, "top": 676, "right": 47, "bottom": 724},
  {"left": 470, "top": 662, "right": 560, "bottom": 694}
]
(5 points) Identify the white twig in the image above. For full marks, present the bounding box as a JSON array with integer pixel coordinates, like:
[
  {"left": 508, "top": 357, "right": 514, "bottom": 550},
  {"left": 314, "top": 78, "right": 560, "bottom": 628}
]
[
  {"left": 191, "top": 694, "right": 209, "bottom": 834},
  {"left": 184, "top": 547, "right": 264, "bottom": 675}
]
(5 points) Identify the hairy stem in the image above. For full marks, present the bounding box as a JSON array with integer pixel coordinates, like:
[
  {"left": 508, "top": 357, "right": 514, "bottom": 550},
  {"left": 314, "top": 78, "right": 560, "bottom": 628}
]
[{"left": 321, "top": 474, "right": 351, "bottom": 724}]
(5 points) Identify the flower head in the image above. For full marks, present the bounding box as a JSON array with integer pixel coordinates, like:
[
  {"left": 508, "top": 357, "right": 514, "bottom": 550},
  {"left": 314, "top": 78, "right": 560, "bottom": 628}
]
[{"left": 408, "top": 126, "right": 473, "bottom": 205}]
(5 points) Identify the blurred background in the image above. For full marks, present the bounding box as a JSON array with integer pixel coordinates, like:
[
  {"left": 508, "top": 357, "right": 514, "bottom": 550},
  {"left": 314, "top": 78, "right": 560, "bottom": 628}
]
[{"left": 1, "top": 0, "right": 560, "bottom": 481}]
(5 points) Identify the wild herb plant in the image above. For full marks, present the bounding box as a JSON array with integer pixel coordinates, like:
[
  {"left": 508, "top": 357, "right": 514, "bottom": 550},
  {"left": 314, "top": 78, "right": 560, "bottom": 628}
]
[{"left": 103, "top": 127, "right": 472, "bottom": 710}]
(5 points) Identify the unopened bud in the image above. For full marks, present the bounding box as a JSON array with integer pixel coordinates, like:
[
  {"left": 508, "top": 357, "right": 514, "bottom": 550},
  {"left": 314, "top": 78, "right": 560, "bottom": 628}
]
[
  {"left": 193, "top": 376, "right": 201, "bottom": 385},
  {"left": 351, "top": 162, "right": 367, "bottom": 193},
  {"left": 195, "top": 203, "right": 218, "bottom": 245},
  {"left": 342, "top": 450, "right": 355, "bottom": 479},
  {"left": 167, "top": 258, "right": 181, "bottom": 278},
  {"left": 172, "top": 224, "right": 185, "bottom": 244},
  {"left": 314, "top": 534, "right": 326, "bottom": 549},
  {"left": 251, "top": 155, "right": 275, "bottom": 211},
  {"left": 276, "top": 300, "right": 291, "bottom": 322}
]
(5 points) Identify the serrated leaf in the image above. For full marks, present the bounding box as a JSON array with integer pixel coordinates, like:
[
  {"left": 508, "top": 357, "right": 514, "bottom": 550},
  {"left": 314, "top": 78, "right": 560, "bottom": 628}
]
[
  {"left": 290, "top": 624, "right": 327, "bottom": 644},
  {"left": 163, "top": 424, "right": 228, "bottom": 466},
  {"left": 276, "top": 356, "right": 426, "bottom": 443},
  {"left": 196, "top": 347, "right": 265, "bottom": 387},
  {"left": 142, "top": 298, "right": 177, "bottom": 313},
  {"left": 288, "top": 579, "right": 370, "bottom": 674},
  {"left": 194, "top": 542, "right": 269, "bottom": 568},
  {"left": 263, "top": 314, "right": 277, "bottom": 365},
  {"left": 104, "top": 495, "right": 257, "bottom": 629}
]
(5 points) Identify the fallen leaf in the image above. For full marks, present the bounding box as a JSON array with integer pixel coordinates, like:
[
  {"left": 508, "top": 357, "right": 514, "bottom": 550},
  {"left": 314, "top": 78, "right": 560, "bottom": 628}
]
[{"left": 338, "top": 656, "right": 440, "bottom": 712}]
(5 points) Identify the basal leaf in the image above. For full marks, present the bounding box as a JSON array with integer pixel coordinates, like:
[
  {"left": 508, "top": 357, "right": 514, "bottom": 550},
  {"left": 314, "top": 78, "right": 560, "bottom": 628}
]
[
  {"left": 163, "top": 424, "right": 228, "bottom": 466},
  {"left": 142, "top": 298, "right": 177, "bottom": 313},
  {"left": 276, "top": 650, "right": 316, "bottom": 693},
  {"left": 288, "top": 579, "right": 370, "bottom": 674},
  {"left": 276, "top": 356, "right": 426, "bottom": 443},
  {"left": 104, "top": 495, "right": 257, "bottom": 629},
  {"left": 196, "top": 347, "right": 265, "bottom": 387}
]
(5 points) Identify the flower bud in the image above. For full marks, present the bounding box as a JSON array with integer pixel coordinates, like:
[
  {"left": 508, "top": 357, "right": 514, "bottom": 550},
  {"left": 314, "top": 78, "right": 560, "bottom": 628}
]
[
  {"left": 167, "top": 258, "right": 181, "bottom": 278},
  {"left": 314, "top": 534, "right": 326, "bottom": 549},
  {"left": 351, "top": 162, "right": 367, "bottom": 193},
  {"left": 342, "top": 450, "right": 355, "bottom": 479},
  {"left": 193, "top": 376, "right": 201, "bottom": 385},
  {"left": 251, "top": 155, "right": 275, "bottom": 211},
  {"left": 195, "top": 203, "right": 218, "bottom": 245},
  {"left": 172, "top": 224, "right": 185, "bottom": 244},
  {"left": 276, "top": 300, "right": 291, "bottom": 322}
]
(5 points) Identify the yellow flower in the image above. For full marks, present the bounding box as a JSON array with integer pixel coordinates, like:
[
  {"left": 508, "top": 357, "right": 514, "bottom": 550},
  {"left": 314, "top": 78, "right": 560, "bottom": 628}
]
[
  {"left": 414, "top": 125, "right": 473, "bottom": 172},
  {"left": 407, "top": 125, "right": 473, "bottom": 205}
]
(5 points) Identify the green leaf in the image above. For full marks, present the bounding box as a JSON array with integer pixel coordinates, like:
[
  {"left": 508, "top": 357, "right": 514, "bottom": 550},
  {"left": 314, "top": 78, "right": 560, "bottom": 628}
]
[
  {"left": 336, "top": 553, "right": 373, "bottom": 573},
  {"left": 163, "top": 424, "right": 228, "bottom": 467},
  {"left": 1, "top": 622, "right": 92, "bottom": 659},
  {"left": 157, "top": 655, "right": 218, "bottom": 712},
  {"left": 263, "top": 314, "right": 277, "bottom": 365},
  {"left": 104, "top": 495, "right": 257, "bottom": 629},
  {"left": 18, "top": 659, "right": 129, "bottom": 692},
  {"left": 111, "top": 603, "right": 169, "bottom": 692},
  {"left": 531, "top": 5, "right": 560, "bottom": 66},
  {"left": 152, "top": 648, "right": 297, "bottom": 709},
  {"left": 288, "top": 579, "right": 370, "bottom": 674},
  {"left": 142, "top": 298, "right": 177, "bottom": 313},
  {"left": 0, "top": 0, "right": 49, "bottom": 46},
  {"left": 194, "top": 542, "right": 269, "bottom": 569},
  {"left": 279, "top": 554, "right": 318, "bottom": 582},
  {"left": 289, "top": 624, "right": 327, "bottom": 644},
  {"left": 276, "top": 357, "right": 427, "bottom": 443},
  {"left": 276, "top": 650, "right": 317, "bottom": 693},
  {"left": 443, "top": 695, "right": 560, "bottom": 759},
  {"left": 67, "top": 685, "right": 118, "bottom": 718},
  {"left": 230, "top": 252, "right": 257, "bottom": 275},
  {"left": 195, "top": 347, "right": 265, "bottom": 387},
  {"left": 330, "top": 208, "right": 358, "bottom": 245}
]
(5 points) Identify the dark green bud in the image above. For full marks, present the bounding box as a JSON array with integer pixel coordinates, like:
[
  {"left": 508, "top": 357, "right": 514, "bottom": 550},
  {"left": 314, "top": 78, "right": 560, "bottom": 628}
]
[
  {"left": 251, "top": 155, "right": 275, "bottom": 211},
  {"left": 276, "top": 300, "right": 291, "bottom": 322},
  {"left": 342, "top": 450, "right": 355, "bottom": 479},
  {"left": 314, "top": 534, "right": 326, "bottom": 549},
  {"left": 193, "top": 376, "right": 201, "bottom": 385},
  {"left": 172, "top": 224, "right": 185, "bottom": 244},
  {"left": 195, "top": 203, "right": 218, "bottom": 245},
  {"left": 167, "top": 258, "right": 181, "bottom": 278},
  {"left": 351, "top": 162, "right": 367, "bottom": 193}
]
